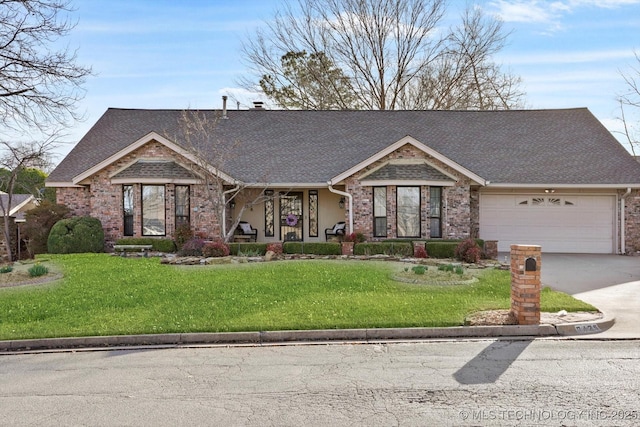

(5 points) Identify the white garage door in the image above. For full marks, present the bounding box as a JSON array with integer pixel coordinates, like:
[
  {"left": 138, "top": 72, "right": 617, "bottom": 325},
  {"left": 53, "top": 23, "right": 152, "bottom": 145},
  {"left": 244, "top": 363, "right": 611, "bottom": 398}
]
[{"left": 479, "top": 194, "right": 616, "bottom": 253}]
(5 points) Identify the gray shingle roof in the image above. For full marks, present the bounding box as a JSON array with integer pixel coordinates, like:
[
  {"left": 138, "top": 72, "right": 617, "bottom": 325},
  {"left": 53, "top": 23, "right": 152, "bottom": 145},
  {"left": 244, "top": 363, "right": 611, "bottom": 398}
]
[
  {"left": 47, "top": 108, "right": 640, "bottom": 186},
  {"left": 112, "top": 160, "right": 197, "bottom": 180},
  {"left": 363, "top": 163, "right": 452, "bottom": 181}
]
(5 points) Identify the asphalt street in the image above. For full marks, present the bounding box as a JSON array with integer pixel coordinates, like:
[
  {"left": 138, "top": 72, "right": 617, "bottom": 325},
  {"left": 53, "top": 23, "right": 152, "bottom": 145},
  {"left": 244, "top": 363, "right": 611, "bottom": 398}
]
[{"left": 1, "top": 339, "right": 639, "bottom": 426}]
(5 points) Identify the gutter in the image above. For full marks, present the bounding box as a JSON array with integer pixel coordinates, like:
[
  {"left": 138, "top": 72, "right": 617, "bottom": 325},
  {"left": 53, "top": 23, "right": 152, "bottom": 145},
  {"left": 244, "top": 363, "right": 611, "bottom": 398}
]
[
  {"left": 327, "top": 183, "right": 353, "bottom": 233},
  {"left": 621, "top": 187, "right": 632, "bottom": 254}
]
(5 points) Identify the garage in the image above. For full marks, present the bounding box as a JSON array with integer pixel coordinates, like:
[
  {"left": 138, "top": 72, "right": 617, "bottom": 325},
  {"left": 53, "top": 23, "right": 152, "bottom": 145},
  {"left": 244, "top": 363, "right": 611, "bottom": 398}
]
[{"left": 479, "top": 194, "right": 616, "bottom": 253}]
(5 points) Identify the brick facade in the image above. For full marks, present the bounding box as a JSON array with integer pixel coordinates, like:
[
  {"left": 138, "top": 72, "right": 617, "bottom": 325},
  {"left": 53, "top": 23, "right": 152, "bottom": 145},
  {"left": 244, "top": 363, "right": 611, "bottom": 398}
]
[
  {"left": 345, "top": 144, "right": 474, "bottom": 240},
  {"left": 56, "top": 140, "right": 223, "bottom": 248},
  {"left": 624, "top": 189, "right": 640, "bottom": 254}
]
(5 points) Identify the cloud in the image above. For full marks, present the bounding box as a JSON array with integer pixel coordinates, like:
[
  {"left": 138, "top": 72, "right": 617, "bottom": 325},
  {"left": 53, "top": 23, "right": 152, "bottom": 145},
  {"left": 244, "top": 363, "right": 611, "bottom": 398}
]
[{"left": 489, "top": 0, "right": 640, "bottom": 31}]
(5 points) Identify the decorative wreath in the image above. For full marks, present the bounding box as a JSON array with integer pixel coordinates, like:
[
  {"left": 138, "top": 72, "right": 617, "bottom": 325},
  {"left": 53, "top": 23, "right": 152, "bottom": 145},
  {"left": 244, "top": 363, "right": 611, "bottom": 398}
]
[{"left": 286, "top": 213, "right": 298, "bottom": 227}]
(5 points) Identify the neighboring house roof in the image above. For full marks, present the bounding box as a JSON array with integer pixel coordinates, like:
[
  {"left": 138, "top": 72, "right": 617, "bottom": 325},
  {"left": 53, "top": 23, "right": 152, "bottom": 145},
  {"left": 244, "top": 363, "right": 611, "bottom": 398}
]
[
  {"left": 0, "top": 193, "right": 36, "bottom": 221},
  {"left": 46, "top": 107, "right": 640, "bottom": 187}
]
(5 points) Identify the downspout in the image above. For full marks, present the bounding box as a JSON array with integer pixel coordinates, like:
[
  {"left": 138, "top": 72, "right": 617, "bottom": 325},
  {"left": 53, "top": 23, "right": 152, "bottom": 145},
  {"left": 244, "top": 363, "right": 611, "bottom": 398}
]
[
  {"left": 621, "top": 187, "right": 632, "bottom": 254},
  {"left": 328, "top": 183, "right": 353, "bottom": 233},
  {"left": 222, "top": 184, "right": 240, "bottom": 239}
]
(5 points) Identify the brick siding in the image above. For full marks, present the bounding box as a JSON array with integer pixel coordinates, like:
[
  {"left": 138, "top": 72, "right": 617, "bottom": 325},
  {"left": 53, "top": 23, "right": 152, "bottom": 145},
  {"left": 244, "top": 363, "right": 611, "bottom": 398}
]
[{"left": 56, "top": 140, "right": 223, "bottom": 248}]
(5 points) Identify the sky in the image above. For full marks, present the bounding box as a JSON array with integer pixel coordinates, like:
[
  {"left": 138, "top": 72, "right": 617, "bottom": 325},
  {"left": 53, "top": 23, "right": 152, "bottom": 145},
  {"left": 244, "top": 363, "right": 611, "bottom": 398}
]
[{"left": 54, "top": 0, "right": 640, "bottom": 163}]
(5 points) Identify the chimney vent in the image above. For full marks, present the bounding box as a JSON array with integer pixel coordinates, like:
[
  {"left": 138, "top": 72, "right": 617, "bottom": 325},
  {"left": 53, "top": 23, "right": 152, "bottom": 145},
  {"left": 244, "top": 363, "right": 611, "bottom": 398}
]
[
  {"left": 253, "top": 101, "right": 264, "bottom": 109},
  {"left": 222, "top": 95, "right": 228, "bottom": 119}
]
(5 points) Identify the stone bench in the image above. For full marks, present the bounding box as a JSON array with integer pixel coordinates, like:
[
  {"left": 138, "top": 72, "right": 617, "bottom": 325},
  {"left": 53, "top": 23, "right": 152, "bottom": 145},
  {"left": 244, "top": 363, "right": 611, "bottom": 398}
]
[{"left": 113, "top": 244, "right": 153, "bottom": 257}]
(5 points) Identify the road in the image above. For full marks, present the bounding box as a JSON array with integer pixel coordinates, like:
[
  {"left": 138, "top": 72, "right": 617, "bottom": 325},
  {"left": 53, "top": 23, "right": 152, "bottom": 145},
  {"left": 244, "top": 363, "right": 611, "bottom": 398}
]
[{"left": 1, "top": 339, "right": 639, "bottom": 426}]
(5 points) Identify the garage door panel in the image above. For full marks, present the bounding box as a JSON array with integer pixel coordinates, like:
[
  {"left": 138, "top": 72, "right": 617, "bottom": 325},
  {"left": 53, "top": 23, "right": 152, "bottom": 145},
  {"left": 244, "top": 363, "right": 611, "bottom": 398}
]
[{"left": 479, "top": 194, "right": 615, "bottom": 254}]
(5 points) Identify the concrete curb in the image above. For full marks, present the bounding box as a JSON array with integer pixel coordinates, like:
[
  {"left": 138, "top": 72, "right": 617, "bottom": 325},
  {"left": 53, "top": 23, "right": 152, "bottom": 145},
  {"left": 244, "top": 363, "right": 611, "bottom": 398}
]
[
  {"left": 0, "top": 313, "right": 615, "bottom": 352},
  {"left": 0, "top": 322, "right": 612, "bottom": 353},
  {"left": 553, "top": 315, "right": 616, "bottom": 336}
]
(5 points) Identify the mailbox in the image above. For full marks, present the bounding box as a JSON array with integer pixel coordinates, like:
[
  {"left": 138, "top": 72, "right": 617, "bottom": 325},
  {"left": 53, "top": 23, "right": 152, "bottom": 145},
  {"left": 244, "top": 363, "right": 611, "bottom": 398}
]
[{"left": 525, "top": 257, "right": 537, "bottom": 272}]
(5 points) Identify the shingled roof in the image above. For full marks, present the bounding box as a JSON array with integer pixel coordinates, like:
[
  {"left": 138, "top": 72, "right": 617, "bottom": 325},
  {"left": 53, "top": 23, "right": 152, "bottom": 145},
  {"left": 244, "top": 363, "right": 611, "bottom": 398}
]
[{"left": 47, "top": 107, "right": 640, "bottom": 187}]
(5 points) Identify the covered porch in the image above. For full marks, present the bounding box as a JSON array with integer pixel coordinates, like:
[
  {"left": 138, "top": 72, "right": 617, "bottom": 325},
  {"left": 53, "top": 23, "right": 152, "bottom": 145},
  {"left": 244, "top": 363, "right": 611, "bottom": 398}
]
[{"left": 227, "top": 187, "right": 349, "bottom": 243}]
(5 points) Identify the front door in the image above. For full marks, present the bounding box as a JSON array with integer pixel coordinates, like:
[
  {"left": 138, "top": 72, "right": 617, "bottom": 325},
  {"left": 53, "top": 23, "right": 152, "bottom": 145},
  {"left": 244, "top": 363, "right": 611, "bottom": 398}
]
[{"left": 280, "top": 192, "right": 303, "bottom": 241}]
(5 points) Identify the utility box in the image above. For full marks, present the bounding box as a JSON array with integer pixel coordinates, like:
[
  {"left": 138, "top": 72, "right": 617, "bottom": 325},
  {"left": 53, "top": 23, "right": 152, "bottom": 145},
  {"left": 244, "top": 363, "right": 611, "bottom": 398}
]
[{"left": 510, "top": 245, "right": 541, "bottom": 325}]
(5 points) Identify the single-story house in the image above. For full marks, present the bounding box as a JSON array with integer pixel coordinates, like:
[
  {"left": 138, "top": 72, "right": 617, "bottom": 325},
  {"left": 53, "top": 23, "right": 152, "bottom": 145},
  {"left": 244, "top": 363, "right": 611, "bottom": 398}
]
[
  {"left": 46, "top": 106, "right": 640, "bottom": 254},
  {"left": 0, "top": 192, "right": 38, "bottom": 259}
]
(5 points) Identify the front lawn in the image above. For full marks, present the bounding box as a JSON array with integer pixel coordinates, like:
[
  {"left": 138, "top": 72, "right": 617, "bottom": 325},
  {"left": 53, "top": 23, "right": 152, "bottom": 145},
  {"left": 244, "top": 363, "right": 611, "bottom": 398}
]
[{"left": 0, "top": 254, "right": 596, "bottom": 340}]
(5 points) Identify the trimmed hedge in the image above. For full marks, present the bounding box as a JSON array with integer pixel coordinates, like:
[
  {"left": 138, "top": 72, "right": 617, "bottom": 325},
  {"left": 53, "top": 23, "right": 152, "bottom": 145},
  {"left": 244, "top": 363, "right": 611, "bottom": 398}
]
[
  {"left": 48, "top": 216, "right": 104, "bottom": 254},
  {"left": 426, "top": 238, "right": 485, "bottom": 259},
  {"left": 354, "top": 242, "right": 413, "bottom": 257},
  {"left": 283, "top": 242, "right": 341, "bottom": 255},
  {"left": 115, "top": 237, "right": 176, "bottom": 253},
  {"left": 425, "top": 242, "right": 458, "bottom": 258},
  {"left": 228, "top": 243, "right": 268, "bottom": 256}
]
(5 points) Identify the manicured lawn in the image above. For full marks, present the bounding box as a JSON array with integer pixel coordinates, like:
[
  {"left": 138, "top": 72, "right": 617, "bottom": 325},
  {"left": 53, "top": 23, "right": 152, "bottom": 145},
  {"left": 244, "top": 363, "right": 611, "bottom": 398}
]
[{"left": 0, "top": 254, "right": 596, "bottom": 340}]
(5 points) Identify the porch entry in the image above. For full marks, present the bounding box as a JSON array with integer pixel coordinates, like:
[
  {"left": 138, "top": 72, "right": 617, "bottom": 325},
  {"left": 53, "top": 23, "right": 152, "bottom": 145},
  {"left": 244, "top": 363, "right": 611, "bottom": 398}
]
[{"left": 280, "top": 192, "right": 303, "bottom": 241}]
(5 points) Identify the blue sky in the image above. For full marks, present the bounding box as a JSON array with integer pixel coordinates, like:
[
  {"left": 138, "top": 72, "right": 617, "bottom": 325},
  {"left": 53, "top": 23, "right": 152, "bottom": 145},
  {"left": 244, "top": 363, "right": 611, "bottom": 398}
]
[{"left": 58, "top": 0, "right": 640, "bottom": 161}]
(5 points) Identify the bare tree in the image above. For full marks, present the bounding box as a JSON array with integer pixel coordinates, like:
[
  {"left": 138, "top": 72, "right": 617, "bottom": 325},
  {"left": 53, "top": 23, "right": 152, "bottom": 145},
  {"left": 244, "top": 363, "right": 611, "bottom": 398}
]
[
  {"left": 172, "top": 110, "right": 273, "bottom": 243},
  {"left": 0, "top": 134, "right": 57, "bottom": 261},
  {"left": 404, "top": 6, "right": 525, "bottom": 110},
  {"left": 241, "top": 0, "right": 524, "bottom": 110},
  {"left": 617, "top": 51, "right": 640, "bottom": 156},
  {"left": 0, "top": 0, "right": 91, "bottom": 132}
]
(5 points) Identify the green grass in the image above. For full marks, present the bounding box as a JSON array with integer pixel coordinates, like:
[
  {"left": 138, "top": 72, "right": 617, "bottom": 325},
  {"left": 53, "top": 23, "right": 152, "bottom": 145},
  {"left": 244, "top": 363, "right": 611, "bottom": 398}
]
[{"left": 0, "top": 254, "right": 596, "bottom": 340}]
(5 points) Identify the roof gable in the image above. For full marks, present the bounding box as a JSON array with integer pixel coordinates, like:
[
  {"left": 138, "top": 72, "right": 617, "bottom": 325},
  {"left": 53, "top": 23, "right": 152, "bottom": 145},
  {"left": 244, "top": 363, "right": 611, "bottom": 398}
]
[
  {"left": 329, "top": 136, "right": 485, "bottom": 185},
  {"left": 71, "top": 132, "right": 235, "bottom": 186}
]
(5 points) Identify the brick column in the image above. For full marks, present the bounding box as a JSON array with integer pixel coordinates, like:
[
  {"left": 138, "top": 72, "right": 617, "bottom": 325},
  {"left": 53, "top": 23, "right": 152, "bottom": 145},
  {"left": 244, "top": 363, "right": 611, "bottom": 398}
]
[{"left": 510, "top": 244, "right": 541, "bottom": 325}]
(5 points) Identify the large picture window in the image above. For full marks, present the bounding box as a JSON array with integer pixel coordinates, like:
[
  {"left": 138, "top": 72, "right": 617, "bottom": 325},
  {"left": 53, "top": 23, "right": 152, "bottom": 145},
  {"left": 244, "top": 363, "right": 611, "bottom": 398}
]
[
  {"left": 397, "top": 186, "right": 420, "bottom": 238},
  {"left": 175, "top": 185, "right": 190, "bottom": 229},
  {"left": 142, "top": 185, "right": 166, "bottom": 236},
  {"left": 373, "top": 187, "right": 387, "bottom": 237},
  {"left": 429, "top": 187, "right": 442, "bottom": 238},
  {"left": 123, "top": 185, "right": 134, "bottom": 236}
]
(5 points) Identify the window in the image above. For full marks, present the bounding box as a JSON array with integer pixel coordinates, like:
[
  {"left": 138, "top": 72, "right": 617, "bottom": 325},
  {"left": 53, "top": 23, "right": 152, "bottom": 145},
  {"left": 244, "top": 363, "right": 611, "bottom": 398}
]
[
  {"left": 429, "top": 187, "right": 442, "bottom": 238},
  {"left": 123, "top": 185, "right": 134, "bottom": 236},
  {"left": 264, "top": 190, "right": 274, "bottom": 237},
  {"left": 309, "top": 190, "right": 318, "bottom": 237},
  {"left": 142, "top": 185, "right": 165, "bottom": 235},
  {"left": 373, "top": 187, "right": 387, "bottom": 237},
  {"left": 175, "top": 185, "right": 190, "bottom": 229},
  {"left": 397, "top": 187, "right": 420, "bottom": 238}
]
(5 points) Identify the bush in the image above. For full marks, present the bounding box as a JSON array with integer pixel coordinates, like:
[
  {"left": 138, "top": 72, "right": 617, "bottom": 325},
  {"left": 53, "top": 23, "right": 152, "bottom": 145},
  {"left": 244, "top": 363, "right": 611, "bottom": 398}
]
[
  {"left": 228, "top": 243, "right": 268, "bottom": 256},
  {"left": 411, "top": 265, "right": 426, "bottom": 275},
  {"left": 28, "top": 263, "right": 48, "bottom": 277},
  {"left": 454, "top": 238, "right": 482, "bottom": 263},
  {"left": 22, "top": 201, "right": 71, "bottom": 256},
  {"left": 353, "top": 242, "right": 413, "bottom": 257},
  {"left": 425, "top": 242, "right": 458, "bottom": 258},
  {"left": 0, "top": 265, "right": 13, "bottom": 273},
  {"left": 202, "top": 241, "right": 230, "bottom": 257},
  {"left": 47, "top": 217, "right": 104, "bottom": 254},
  {"left": 178, "top": 238, "right": 206, "bottom": 256},
  {"left": 414, "top": 245, "right": 428, "bottom": 258},
  {"left": 283, "top": 242, "right": 341, "bottom": 255},
  {"left": 115, "top": 238, "right": 176, "bottom": 253},
  {"left": 174, "top": 223, "right": 193, "bottom": 250},
  {"left": 344, "top": 232, "right": 367, "bottom": 243},
  {"left": 266, "top": 242, "right": 283, "bottom": 255}
]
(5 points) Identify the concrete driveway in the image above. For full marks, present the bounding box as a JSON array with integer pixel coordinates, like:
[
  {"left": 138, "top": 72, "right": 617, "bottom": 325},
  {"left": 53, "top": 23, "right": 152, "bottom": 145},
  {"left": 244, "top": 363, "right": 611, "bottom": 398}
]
[{"left": 539, "top": 254, "right": 640, "bottom": 339}]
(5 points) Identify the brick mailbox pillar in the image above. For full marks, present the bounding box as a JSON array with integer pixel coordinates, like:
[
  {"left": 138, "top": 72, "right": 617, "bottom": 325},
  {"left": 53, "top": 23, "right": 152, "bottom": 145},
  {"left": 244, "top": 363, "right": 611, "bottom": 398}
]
[{"left": 510, "top": 244, "right": 541, "bottom": 325}]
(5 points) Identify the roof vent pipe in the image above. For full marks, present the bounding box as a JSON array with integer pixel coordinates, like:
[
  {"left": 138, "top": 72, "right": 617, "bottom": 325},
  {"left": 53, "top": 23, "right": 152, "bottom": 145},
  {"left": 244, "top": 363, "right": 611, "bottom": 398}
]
[{"left": 222, "top": 95, "right": 228, "bottom": 119}]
